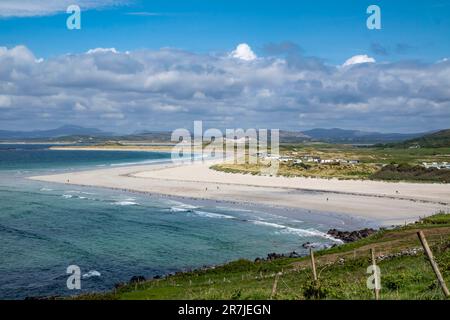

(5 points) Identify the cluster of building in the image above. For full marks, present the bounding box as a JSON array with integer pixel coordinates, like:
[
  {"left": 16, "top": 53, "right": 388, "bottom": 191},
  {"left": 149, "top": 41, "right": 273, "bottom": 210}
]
[
  {"left": 256, "top": 153, "right": 360, "bottom": 165},
  {"left": 422, "top": 162, "right": 450, "bottom": 170}
]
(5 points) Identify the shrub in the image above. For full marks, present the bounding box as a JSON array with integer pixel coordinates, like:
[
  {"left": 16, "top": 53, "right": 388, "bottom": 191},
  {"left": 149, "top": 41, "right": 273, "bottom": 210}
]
[{"left": 302, "top": 280, "right": 328, "bottom": 300}]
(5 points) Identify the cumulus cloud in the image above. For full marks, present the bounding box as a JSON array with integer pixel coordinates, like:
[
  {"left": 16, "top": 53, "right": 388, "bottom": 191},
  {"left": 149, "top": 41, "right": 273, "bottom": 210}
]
[
  {"left": 230, "top": 43, "right": 257, "bottom": 61},
  {"left": 86, "top": 48, "right": 119, "bottom": 54},
  {"left": 0, "top": 0, "right": 127, "bottom": 17},
  {"left": 0, "top": 44, "right": 449, "bottom": 132},
  {"left": 342, "top": 54, "right": 376, "bottom": 67}
]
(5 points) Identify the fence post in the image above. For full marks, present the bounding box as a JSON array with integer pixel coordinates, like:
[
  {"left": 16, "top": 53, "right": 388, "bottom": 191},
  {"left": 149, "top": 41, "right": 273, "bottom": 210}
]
[
  {"left": 270, "top": 273, "right": 280, "bottom": 299},
  {"left": 417, "top": 231, "right": 450, "bottom": 297},
  {"left": 371, "top": 248, "right": 380, "bottom": 300},
  {"left": 310, "top": 248, "right": 318, "bottom": 281}
]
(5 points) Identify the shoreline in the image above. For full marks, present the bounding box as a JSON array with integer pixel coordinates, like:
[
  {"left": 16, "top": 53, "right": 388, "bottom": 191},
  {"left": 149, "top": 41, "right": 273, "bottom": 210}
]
[
  {"left": 48, "top": 145, "right": 176, "bottom": 152},
  {"left": 29, "top": 159, "right": 450, "bottom": 226}
]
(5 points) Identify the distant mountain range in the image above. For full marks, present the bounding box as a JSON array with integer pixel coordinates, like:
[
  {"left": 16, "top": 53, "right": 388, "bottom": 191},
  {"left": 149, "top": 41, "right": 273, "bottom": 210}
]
[
  {"left": 0, "top": 125, "right": 111, "bottom": 140},
  {"left": 301, "top": 128, "right": 428, "bottom": 143},
  {"left": 0, "top": 125, "right": 443, "bottom": 145}
]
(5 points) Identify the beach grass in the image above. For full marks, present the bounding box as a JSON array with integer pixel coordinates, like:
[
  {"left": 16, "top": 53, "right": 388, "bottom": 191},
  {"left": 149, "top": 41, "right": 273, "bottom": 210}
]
[{"left": 211, "top": 144, "right": 450, "bottom": 182}]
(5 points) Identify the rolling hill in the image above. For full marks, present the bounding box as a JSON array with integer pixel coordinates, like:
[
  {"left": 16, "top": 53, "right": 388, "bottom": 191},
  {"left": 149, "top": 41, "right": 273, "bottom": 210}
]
[
  {"left": 393, "top": 129, "right": 450, "bottom": 148},
  {"left": 302, "top": 128, "right": 426, "bottom": 144},
  {"left": 0, "top": 125, "right": 444, "bottom": 145},
  {"left": 0, "top": 125, "right": 110, "bottom": 140}
]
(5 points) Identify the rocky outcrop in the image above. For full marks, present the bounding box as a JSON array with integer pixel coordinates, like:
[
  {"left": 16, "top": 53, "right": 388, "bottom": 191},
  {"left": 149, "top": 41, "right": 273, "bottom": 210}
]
[
  {"left": 254, "top": 251, "right": 302, "bottom": 262},
  {"left": 301, "top": 242, "right": 336, "bottom": 250},
  {"left": 327, "top": 228, "right": 376, "bottom": 243}
]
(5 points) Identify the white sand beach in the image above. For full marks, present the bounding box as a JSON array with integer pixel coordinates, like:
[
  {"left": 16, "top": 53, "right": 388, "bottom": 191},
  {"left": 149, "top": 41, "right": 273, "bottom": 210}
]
[{"left": 30, "top": 160, "right": 450, "bottom": 226}]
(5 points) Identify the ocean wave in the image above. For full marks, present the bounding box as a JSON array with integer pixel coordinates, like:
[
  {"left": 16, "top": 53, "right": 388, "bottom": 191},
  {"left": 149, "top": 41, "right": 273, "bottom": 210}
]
[
  {"left": 62, "top": 194, "right": 73, "bottom": 199},
  {"left": 40, "top": 188, "right": 53, "bottom": 192},
  {"left": 82, "top": 270, "right": 101, "bottom": 278},
  {"left": 113, "top": 201, "right": 138, "bottom": 206},
  {"left": 251, "top": 220, "right": 341, "bottom": 242},
  {"left": 170, "top": 203, "right": 198, "bottom": 213},
  {"left": 66, "top": 190, "right": 96, "bottom": 195},
  {"left": 192, "top": 210, "right": 235, "bottom": 219}
]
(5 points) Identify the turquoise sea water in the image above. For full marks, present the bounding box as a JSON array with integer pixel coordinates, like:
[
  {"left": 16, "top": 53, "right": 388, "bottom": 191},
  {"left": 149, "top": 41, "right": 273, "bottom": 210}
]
[{"left": 0, "top": 144, "right": 371, "bottom": 299}]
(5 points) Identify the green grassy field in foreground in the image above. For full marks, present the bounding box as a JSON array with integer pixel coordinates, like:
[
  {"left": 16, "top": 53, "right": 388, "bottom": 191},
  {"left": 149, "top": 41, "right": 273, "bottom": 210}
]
[{"left": 78, "top": 213, "right": 450, "bottom": 300}]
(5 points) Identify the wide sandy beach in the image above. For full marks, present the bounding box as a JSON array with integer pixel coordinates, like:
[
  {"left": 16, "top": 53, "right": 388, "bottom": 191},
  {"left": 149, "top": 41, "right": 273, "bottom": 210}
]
[{"left": 30, "top": 159, "right": 450, "bottom": 226}]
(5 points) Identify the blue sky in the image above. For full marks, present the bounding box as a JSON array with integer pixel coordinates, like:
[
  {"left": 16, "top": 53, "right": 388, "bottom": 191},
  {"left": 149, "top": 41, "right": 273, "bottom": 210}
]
[
  {"left": 1, "top": 0, "right": 449, "bottom": 63},
  {"left": 0, "top": 1, "right": 449, "bottom": 133}
]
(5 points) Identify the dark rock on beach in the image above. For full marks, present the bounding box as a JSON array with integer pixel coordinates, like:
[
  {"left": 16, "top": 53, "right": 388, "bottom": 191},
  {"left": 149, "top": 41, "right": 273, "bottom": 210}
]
[
  {"left": 301, "top": 242, "right": 336, "bottom": 250},
  {"left": 255, "top": 251, "right": 302, "bottom": 262},
  {"left": 327, "top": 228, "right": 376, "bottom": 243}
]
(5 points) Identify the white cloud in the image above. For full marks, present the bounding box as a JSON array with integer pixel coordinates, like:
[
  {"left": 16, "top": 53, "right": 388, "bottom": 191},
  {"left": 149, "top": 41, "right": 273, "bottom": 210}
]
[
  {"left": 0, "top": 45, "right": 449, "bottom": 132},
  {"left": 74, "top": 102, "right": 87, "bottom": 111},
  {"left": 230, "top": 43, "right": 257, "bottom": 61},
  {"left": 86, "top": 48, "right": 119, "bottom": 55},
  {"left": 342, "top": 54, "right": 376, "bottom": 67},
  {"left": 152, "top": 104, "right": 187, "bottom": 113},
  {"left": 0, "top": 0, "right": 128, "bottom": 17}
]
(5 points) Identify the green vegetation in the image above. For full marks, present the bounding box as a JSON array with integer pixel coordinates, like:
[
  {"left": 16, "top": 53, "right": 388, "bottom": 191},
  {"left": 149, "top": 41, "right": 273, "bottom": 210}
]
[
  {"left": 387, "top": 129, "right": 450, "bottom": 149},
  {"left": 211, "top": 162, "right": 379, "bottom": 180},
  {"left": 371, "top": 163, "right": 450, "bottom": 183},
  {"left": 77, "top": 213, "right": 450, "bottom": 300},
  {"left": 211, "top": 143, "right": 450, "bottom": 182}
]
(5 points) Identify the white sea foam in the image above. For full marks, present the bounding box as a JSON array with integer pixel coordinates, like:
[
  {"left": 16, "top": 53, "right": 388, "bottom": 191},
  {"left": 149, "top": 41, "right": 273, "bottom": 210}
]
[
  {"left": 40, "top": 188, "right": 53, "bottom": 192},
  {"left": 62, "top": 194, "right": 73, "bottom": 199},
  {"left": 113, "top": 201, "right": 138, "bottom": 206},
  {"left": 66, "top": 190, "right": 95, "bottom": 195},
  {"left": 192, "top": 210, "right": 235, "bottom": 219},
  {"left": 170, "top": 203, "right": 198, "bottom": 212},
  {"left": 82, "top": 270, "right": 101, "bottom": 278},
  {"left": 251, "top": 220, "right": 341, "bottom": 242}
]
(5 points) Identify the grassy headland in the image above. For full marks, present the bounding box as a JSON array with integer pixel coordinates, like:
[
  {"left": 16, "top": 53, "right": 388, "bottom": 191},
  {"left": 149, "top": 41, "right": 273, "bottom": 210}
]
[{"left": 77, "top": 213, "right": 450, "bottom": 300}]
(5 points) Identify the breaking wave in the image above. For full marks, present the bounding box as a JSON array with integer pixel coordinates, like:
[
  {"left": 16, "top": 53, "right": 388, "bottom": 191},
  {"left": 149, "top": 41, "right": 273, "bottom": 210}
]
[{"left": 251, "top": 220, "right": 341, "bottom": 242}]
